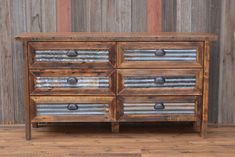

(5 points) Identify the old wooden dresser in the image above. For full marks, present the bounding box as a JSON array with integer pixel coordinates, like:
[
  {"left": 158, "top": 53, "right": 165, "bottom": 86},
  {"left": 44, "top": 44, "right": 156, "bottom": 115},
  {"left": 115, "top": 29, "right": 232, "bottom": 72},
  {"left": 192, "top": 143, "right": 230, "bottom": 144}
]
[{"left": 16, "top": 32, "right": 216, "bottom": 140}]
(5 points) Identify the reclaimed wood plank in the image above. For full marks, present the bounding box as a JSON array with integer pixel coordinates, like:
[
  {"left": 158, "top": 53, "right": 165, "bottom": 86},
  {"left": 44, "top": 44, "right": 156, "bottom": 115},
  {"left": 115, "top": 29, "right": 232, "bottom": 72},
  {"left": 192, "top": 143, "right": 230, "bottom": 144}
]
[
  {"left": 116, "top": 0, "right": 132, "bottom": 32},
  {"left": 147, "top": 0, "right": 162, "bottom": 32},
  {"left": 71, "top": 0, "right": 89, "bottom": 32},
  {"left": 162, "top": 0, "right": 177, "bottom": 32},
  {"left": 90, "top": 0, "right": 102, "bottom": 32},
  {"left": 218, "top": 0, "right": 235, "bottom": 124},
  {"left": 42, "top": 0, "right": 56, "bottom": 32},
  {"left": 131, "top": 0, "right": 147, "bottom": 32},
  {"left": 101, "top": 0, "right": 117, "bottom": 32},
  {"left": 10, "top": 0, "right": 27, "bottom": 124},
  {"left": 56, "top": 0, "right": 71, "bottom": 32},
  {"left": 26, "top": 0, "right": 42, "bottom": 32},
  {"left": 0, "top": 0, "right": 14, "bottom": 124}
]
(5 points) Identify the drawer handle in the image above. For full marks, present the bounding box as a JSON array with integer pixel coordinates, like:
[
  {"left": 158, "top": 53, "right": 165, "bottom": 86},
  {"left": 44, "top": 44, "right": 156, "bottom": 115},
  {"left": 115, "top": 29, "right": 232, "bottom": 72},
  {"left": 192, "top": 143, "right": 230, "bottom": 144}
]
[
  {"left": 67, "top": 104, "right": 79, "bottom": 110},
  {"left": 155, "top": 77, "right": 165, "bottom": 84},
  {"left": 154, "top": 103, "right": 165, "bottom": 110},
  {"left": 66, "top": 50, "right": 78, "bottom": 57},
  {"left": 67, "top": 77, "right": 78, "bottom": 84},
  {"left": 155, "top": 49, "right": 166, "bottom": 56}
]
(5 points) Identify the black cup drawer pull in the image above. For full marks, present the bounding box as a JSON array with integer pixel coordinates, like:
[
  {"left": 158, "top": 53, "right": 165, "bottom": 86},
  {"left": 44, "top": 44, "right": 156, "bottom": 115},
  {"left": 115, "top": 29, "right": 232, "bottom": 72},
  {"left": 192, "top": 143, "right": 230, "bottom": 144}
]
[
  {"left": 155, "top": 49, "right": 166, "bottom": 56},
  {"left": 67, "top": 104, "right": 79, "bottom": 110},
  {"left": 155, "top": 77, "right": 165, "bottom": 84},
  {"left": 66, "top": 50, "right": 78, "bottom": 57},
  {"left": 154, "top": 103, "right": 165, "bottom": 110},
  {"left": 67, "top": 77, "right": 78, "bottom": 84}
]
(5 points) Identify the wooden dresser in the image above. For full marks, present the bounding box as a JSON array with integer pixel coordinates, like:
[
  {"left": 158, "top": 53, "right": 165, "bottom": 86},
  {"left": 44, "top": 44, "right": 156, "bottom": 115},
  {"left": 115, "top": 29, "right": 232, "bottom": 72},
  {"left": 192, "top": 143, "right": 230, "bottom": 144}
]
[{"left": 16, "top": 32, "right": 216, "bottom": 140}]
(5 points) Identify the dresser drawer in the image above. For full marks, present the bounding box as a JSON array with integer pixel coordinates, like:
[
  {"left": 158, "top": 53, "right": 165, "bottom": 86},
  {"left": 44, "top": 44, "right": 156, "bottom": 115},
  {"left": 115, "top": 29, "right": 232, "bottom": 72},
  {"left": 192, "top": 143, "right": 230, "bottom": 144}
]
[
  {"left": 117, "top": 96, "right": 198, "bottom": 121},
  {"left": 117, "top": 42, "right": 203, "bottom": 68},
  {"left": 117, "top": 69, "right": 202, "bottom": 95},
  {"left": 29, "top": 69, "right": 115, "bottom": 95},
  {"left": 30, "top": 96, "right": 115, "bottom": 122},
  {"left": 28, "top": 42, "right": 116, "bottom": 68}
]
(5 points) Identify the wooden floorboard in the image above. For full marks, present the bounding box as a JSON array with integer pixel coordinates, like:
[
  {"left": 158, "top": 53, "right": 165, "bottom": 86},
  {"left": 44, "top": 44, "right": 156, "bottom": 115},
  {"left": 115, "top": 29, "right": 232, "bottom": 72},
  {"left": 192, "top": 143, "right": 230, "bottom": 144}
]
[{"left": 0, "top": 124, "right": 235, "bottom": 157}]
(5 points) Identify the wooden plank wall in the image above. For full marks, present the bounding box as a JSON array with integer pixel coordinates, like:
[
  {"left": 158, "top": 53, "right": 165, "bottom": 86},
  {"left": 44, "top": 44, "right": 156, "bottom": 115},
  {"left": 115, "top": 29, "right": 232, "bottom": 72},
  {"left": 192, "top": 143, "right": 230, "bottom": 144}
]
[
  {"left": 162, "top": 0, "right": 222, "bottom": 124},
  {"left": 218, "top": 0, "right": 235, "bottom": 124},
  {"left": 0, "top": 0, "right": 234, "bottom": 124}
]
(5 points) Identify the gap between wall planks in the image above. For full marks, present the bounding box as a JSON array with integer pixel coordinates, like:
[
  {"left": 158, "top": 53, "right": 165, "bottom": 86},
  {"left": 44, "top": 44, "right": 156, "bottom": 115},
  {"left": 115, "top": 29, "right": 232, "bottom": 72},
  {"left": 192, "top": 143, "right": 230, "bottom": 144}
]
[{"left": 56, "top": 0, "right": 71, "bottom": 32}]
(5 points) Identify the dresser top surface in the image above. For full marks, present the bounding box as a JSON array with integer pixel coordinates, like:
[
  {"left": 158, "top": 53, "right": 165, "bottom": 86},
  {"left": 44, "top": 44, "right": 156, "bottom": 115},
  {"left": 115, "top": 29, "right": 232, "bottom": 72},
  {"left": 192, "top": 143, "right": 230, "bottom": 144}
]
[{"left": 15, "top": 32, "right": 217, "bottom": 42}]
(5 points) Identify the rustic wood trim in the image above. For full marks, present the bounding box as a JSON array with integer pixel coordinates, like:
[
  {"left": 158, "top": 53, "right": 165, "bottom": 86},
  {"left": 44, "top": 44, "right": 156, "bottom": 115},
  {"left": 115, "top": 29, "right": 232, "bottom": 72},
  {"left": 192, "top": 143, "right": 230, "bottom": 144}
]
[
  {"left": 56, "top": 0, "right": 71, "bottom": 32},
  {"left": 147, "top": 0, "right": 162, "bottom": 32},
  {"left": 201, "top": 41, "right": 210, "bottom": 137},
  {"left": 24, "top": 41, "right": 31, "bottom": 140}
]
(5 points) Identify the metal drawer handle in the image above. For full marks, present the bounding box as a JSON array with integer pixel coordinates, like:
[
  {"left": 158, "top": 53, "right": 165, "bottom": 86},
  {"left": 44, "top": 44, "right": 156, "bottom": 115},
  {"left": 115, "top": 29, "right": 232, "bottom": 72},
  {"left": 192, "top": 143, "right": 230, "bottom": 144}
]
[
  {"left": 154, "top": 103, "right": 165, "bottom": 110},
  {"left": 155, "top": 77, "right": 165, "bottom": 84},
  {"left": 67, "top": 104, "right": 79, "bottom": 110},
  {"left": 66, "top": 50, "right": 78, "bottom": 57},
  {"left": 67, "top": 77, "right": 78, "bottom": 84},
  {"left": 155, "top": 49, "right": 166, "bottom": 56}
]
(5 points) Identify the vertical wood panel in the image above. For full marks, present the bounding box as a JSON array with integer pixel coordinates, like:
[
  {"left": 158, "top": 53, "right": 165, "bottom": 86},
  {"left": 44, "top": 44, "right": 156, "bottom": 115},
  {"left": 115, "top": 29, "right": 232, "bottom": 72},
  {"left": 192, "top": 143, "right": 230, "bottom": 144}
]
[
  {"left": 90, "top": 0, "right": 102, "bottom": 32},
  {"left": 0, "top": 0, "right": 14, "bottom": 124},
  {"left": 42, "top": 0, "right": 57, "bottom": 32},
  {"left": 116, "top": 0, "right": 132, "bottom": 32},
  {"left": 26, "top": 0, "right": 42, "bottom": 32},
  {"left": 101, "top": 0, "right": 117, "bottom": 32},
  {"left": 11, "top": 0, "right": 27, "bottom": 123},
  {"left": 176, "top": 0, "right": 192, "bottom": 32},
  {"left": 131, "top": 0, "right": 147, "bottom": 32},
  {"left": 56, "top": 0, "right": 71, "bottom": 32},
  {"left": 218, "top": 0, "right": 235, "bottom": 124},
  {"left": 147, "top": 0, "right": 162, "bottom": 32},
  {"left": 163, "top": 0, "right": 222, "bottom": 123},
  {"left": 162, "top": 0, "right": 176, "bottom": 32},
  {"left": 71, "top": 0, "right": 89, "bottom": 32}
]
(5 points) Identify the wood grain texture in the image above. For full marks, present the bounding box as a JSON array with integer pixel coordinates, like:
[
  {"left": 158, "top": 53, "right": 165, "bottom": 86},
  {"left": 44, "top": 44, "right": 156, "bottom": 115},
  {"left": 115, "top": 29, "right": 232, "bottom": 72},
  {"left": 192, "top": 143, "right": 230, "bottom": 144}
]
[
  {"left": 0, "top": 0, "right": 14, "bottom": 124},
  {"left": 0, "top": 126, "right": 235, "bottom": 156},
  {"left": 218, "top": 0, "right": 235, "bottom": 124},
  {"left": 56, "top": 0, "right": 71, "bottom": 32},
  {"left": 162, "top": 0, "right": 222, "bottom": 124},
  {"left": 42, "top": 0, "right": 56, "bottom": 32},
  {"left": 11, "top": 0, "right": 27, "bottom": 124},
  {"left": 147, "top": 0, "right": 162, "bottom": 32},
  {"left": 131, "top": 0, "right": 147, "bottom": 32}
]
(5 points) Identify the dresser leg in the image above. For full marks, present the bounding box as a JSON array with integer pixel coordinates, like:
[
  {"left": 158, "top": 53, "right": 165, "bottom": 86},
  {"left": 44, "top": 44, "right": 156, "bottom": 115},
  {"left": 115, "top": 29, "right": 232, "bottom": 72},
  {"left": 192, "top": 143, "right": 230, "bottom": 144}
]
[
  {"left": 32, "top": 122, "right": 39, "bottom": 128},
  {"left": 200, "top": 121, "right": 207, "bottom": 138},
  {"left": 111, "top": 122, "right": 119, "bottom": 133},
  {"left": 26, "top": 123, "right": 31, "bottom": 140}
]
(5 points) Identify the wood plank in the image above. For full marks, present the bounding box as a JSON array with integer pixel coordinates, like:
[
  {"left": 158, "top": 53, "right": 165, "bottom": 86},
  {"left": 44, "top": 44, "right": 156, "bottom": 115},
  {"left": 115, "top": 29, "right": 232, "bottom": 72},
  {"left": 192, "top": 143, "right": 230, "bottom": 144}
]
[
  {"left": 56, "top": 0, "right": 71, "bottom": 32},
  {"left": 10, "top": 0, "right": 27, "bottom": 124},
  {"left": 26, "top": 0, "right": 42, "bottom": 32},
  {"left": 131, "top": 0, "right": 147, "bottom": 32},
  {"left": 162, "top": 0, "right": 176, "bottom": 32},
  {"left": 176, "top": 0, "right": 192, "bottom": 32},
  {"left": 71, "top": 0, "right": 89, "bottom": 32},
  {"left": 15, "top": 32, "right": 217, "bottom": 41},
  {"left": 42, "top": 0, "right": 56, "bottom": 32},
  {"left": 101, "top": 0, "right": 117, "bottom": 32},
  {"left": 218, "top": 0, "right": 235, "bottom": 124},
  {"left": 0, "top": 126, "right": 235, "bottom": 156},
  {"left": 147, "top": 0, "right": 162, "bottom": 32},
  {"left": 207, "top": 0, "right": 222, "bottom": 124},
  {"left": 90, "top": 0, "right": 102, "bottom": 32},
  {"left": 0, "top": 0, "right": 14, "bottom": 124},
  {"left": 116, "top": 0, "right": 132, "bottom": 32}
]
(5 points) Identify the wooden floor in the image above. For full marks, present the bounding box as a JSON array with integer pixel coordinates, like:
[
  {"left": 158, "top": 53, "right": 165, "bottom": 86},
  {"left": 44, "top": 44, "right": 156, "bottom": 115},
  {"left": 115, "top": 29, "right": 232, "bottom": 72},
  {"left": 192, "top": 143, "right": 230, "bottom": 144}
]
[{"left": 0, "top": 123, "right": 235, "bottom": 157}]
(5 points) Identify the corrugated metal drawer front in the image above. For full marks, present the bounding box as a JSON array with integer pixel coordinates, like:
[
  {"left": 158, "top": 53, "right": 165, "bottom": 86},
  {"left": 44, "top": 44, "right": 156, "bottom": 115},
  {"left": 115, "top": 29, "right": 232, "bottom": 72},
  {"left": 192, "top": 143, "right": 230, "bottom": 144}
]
[
  {"left": 36, "top": 103, "right": 109, "bottom": 116},
  {"left": 31, "top": 96, "right": 115, "bottom": 122},
  {"left": 117, "top": 42, "right": 203, "bottom": 68},
  {"left": 28, "top": 42, "right": 115, "bottom": 68},
  {"left": 117, "top": 69, "right": 203, "bottom": 95},
  {"left": 30, "top": 69, "right": 115, "bottom": 95},
  {"left": 118, "top": 96, "right": 198, "bottom": 122}
]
